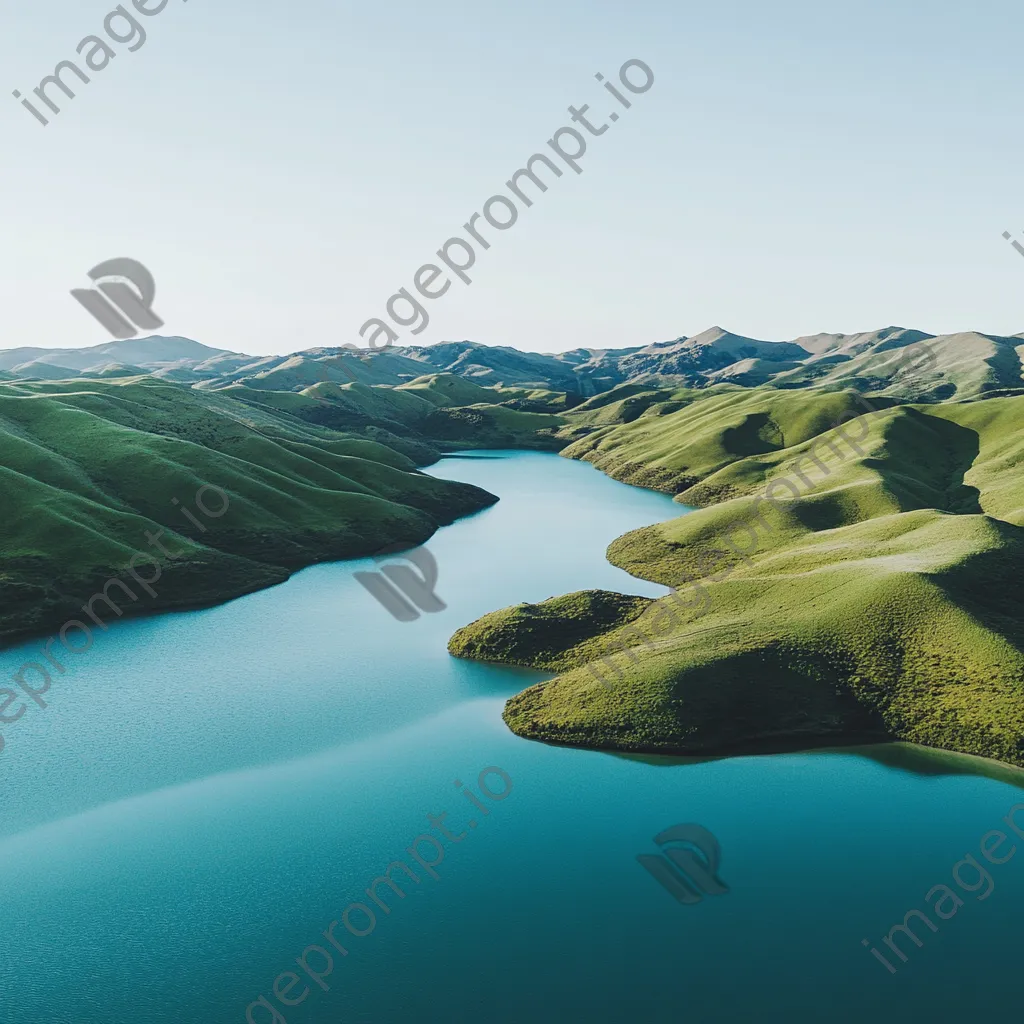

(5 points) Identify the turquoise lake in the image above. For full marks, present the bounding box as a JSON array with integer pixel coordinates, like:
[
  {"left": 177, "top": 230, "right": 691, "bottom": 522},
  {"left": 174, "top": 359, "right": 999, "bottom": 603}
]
[{"left": 1, "top": 449, "right": 1023, "bottom": 1023}]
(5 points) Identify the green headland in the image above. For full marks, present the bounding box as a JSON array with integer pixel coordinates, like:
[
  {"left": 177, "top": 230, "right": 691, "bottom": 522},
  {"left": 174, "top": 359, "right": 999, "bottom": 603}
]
[
  {"left": 448, "top": 344, "right": 1024, "bottom": 767},
  {"left": 6, "top": 328, "right": 1024, "bottom": 770}
]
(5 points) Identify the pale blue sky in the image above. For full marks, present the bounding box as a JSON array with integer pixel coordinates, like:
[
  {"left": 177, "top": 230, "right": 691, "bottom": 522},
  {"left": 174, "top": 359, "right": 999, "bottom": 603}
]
[{"left": 1, "top": 0, "right": 1022, "bottom": 357}]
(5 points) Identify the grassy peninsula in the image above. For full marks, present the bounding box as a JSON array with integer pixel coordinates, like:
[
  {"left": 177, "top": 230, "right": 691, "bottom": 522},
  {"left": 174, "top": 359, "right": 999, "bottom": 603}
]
[
  {"left": 9, "top": 328, "right": 1024, "bottom": 769},
  {"left": 452, "top": 381, "right": 1024, "bottom": 766}
]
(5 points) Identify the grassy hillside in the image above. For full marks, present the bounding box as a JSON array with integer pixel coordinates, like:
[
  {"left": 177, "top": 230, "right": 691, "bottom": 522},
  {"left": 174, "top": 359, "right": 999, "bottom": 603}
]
[
  {"left": 395, "top": 373, "right": 500, "bottom": 407},
  {"left": 11, "top": 361, "right": 83, "bottom": 380},
  {"left": 0, "top": 377, "right": 497, "bottom": 648},
  {"left": 449, "top": 591, "right": 653, "bottom": 670},
  {"left": 448, "top": 389, "right": 1024, "bottom": 766},
  {"left": 241, "top": 355, "right": 359, "bottom": 391},
  {"left": 772, "top": 330, "right": 1023, "bottom": 400},
  {"left": 0, "top": 336, "right": 229, "bottom": 373},
  {"left": 229, "top": 374, "right": 567, "bottom": 453},
  {"left": 560, "top": 384, "right": 898, "bottom": 500},
  {"left": 420, "top": 402, "right": 565, "bottom": 449}
]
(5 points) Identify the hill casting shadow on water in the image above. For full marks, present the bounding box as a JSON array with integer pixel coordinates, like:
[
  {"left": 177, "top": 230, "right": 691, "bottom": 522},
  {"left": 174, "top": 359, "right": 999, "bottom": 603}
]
[{"left": 449, "top": 389, "right": 1024, "bottom": 769}]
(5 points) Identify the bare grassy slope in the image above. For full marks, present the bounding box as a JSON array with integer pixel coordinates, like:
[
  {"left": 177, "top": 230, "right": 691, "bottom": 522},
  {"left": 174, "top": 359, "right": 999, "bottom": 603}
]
[{"left": 450, "top": 392, "right": 1024, "bottom": 765}]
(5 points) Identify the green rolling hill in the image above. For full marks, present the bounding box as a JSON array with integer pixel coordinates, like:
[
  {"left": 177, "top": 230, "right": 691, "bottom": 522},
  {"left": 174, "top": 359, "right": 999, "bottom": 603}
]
[
  {"left": 0, "top": 376, "right": 497, "bottom": 648},
  {"left": 450, "top": 389, "right": 1024, "bottom": 767},
  {"left": 8, "top": 329, "right": 1024, "bottom": 769}
]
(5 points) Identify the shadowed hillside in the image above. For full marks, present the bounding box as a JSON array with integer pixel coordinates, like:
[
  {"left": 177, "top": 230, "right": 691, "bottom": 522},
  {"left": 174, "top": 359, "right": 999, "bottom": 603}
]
[
  {"left": 0, "top": 377, "right": 497, "bottom": 648},
  {"left": 449, "top": 391, "right": 1024, "bottom": 767},
  {"left": 11, "top": 331, "right": 1024, "bottom": 768}
]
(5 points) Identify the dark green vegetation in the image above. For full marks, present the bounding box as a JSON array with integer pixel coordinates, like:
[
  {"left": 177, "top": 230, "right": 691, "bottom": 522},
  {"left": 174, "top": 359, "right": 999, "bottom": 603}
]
[
  {"left": 0, "top": 376, "right": 500, "bottom": 648},
  {"left": 447, "top": 361, "right": 1024, "bottom": 766},
  {"left": 222, "top": 373, "right": 567, "bottom": 456},
  {"left": 0, "top": 335, "right": 591, "bottom": 650},
  {"left": 7, "top": 328, "right": 1024, "bottom": 769},
  {"left": 449, "top": 591, "right": 653, "bottom": 671}
]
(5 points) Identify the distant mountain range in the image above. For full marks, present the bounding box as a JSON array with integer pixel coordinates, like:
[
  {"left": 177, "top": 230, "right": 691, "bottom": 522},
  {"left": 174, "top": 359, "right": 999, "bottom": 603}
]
[
  {"left": 1, "top": 326, "right": 1022, "bottom": 401},
  {"left": 5, "top": 324, "right": 1024, "bottom": 771}
]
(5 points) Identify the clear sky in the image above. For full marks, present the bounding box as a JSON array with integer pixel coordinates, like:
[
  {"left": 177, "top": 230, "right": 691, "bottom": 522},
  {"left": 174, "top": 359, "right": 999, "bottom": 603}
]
[{"left": 1, "top": 0, "right": 1022, "bottom": 357}]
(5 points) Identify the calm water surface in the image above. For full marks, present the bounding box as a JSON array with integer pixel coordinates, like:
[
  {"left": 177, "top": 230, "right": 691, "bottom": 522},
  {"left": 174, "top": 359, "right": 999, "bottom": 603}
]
[{"left": 1, "top": 450, "right": 1022, "bottom": 1023}]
